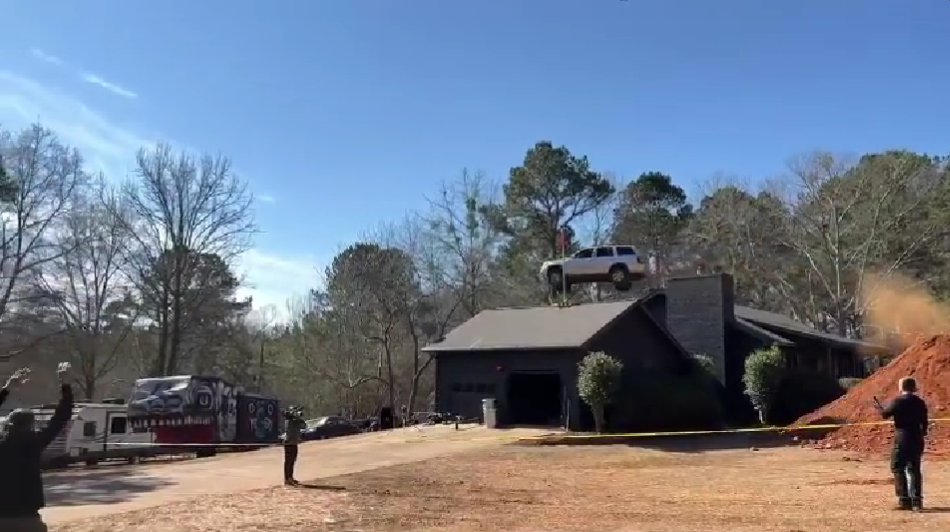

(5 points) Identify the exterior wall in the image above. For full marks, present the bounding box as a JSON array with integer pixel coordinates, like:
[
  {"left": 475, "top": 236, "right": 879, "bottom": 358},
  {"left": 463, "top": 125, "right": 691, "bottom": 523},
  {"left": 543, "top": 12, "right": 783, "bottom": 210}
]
[
  {"left": 433, "top": 307, "right": 686, "bottom": 430},
  {"left": 663, "top": 274, "right": 735, "bottom": 384},
  {"left": 773, "top": 333, "right": 867, "bottom": 379},
  {"left": 434, "top": 348, "right": 581, "bottom": 427}
]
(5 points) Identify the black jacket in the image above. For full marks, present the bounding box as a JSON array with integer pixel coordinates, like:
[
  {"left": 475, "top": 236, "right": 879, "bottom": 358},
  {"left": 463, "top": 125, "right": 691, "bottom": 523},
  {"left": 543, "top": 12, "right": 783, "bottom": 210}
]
[
  {"left": 0, "top": 383, "right": 74, "bottom": 517},
  {"left": 882, "top": 392, "right": 928, "bottom": 444}
]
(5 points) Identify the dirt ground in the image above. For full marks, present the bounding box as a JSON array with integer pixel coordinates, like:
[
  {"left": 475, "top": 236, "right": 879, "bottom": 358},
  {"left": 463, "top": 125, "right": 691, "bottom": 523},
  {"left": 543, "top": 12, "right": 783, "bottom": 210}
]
[
  {"left": 50, "top": 436, "right": 950, "bottom": 532},
  {"left": 42, "top": 424, "right": 548, "bottom": 525}
]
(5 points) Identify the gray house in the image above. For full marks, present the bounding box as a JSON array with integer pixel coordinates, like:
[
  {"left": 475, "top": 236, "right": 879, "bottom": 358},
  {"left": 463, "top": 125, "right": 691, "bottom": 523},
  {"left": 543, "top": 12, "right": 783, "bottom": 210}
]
[
  {"left": 424, "top": 292, "right": 692, "bottom": 430},
  {"left": 427, "top": 273, "right": 889, "bottom": 429}
]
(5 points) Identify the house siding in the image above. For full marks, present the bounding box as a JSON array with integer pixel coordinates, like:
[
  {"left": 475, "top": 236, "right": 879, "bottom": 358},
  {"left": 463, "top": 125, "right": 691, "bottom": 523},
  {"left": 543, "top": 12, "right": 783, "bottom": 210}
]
[{"left": 433, "top": 307, "right": 685, "bottom": 430}]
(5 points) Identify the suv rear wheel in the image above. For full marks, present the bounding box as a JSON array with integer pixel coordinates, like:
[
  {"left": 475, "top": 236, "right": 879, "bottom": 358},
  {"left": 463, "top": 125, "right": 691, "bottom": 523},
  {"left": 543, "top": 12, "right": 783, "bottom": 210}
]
[{"left": 608, "top": 264, "right": 629, "bottom": 284}]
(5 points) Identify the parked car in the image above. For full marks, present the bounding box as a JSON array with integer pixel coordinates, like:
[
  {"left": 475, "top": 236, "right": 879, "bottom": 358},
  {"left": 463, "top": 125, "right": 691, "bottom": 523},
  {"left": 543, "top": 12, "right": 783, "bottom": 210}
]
[
  {"left": 299, "top": 416, "right": 361, "bottom": 441},
  {"left": 539, "top": 245, "right": 647, "bottom": 293}
]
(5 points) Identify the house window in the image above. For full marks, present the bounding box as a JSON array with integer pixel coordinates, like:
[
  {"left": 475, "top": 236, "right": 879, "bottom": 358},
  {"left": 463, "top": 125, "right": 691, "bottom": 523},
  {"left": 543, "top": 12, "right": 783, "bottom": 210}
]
[
  {"left": 110, "top": 416, "right": 128, "bottom": 434},
  {"left": 462, "top": 383, "right": 474, "bottom": 393},
  {"left": 451, "top": 383, "right": 462, "bottom": 393},
  {"left": 83, "top": 421, "right": 97, "bottom": 437},
  {"left": 485, "top": 383, "right": 496, "bottom": 394},
  {"left": 474, "top": 383, "right": 487, "bottom": 394}
]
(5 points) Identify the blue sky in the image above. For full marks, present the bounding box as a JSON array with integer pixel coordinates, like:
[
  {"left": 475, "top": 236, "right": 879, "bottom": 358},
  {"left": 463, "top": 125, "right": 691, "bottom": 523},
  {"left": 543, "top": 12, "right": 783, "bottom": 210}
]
[{"left": 2, "top": 0, "right": 948, "bottom": 316}]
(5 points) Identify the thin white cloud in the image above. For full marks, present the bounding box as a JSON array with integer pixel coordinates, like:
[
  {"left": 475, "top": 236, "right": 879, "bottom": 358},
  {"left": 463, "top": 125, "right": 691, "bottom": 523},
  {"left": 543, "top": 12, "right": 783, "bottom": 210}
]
[
  {"left": 30, "top": 48, "right": 62, "bottom": 66},
  {"left": 81, "top": 72, "right": 138, "bottom": 100},
  {"left": 258, "top": 194, "right": 276, "bottom": 204},
  {"left": 0, "top": 70, "right": 151, "bottom": 177},
  {"left": 0, "top": 71, "right": 310, "bottom": 317}
]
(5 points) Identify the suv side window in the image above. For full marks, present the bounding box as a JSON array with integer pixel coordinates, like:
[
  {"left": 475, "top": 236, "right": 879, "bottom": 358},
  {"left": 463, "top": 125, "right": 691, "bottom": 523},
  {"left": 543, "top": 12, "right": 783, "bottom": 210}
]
[
  {"left": 595, "top": 247, "right": 614, "bottom": 257},
  {"left": 616, "top": 246, "right": 637, "bottom": 256},
  {"left": 573, "top": 248, "right": 594, "bottom": 259}
]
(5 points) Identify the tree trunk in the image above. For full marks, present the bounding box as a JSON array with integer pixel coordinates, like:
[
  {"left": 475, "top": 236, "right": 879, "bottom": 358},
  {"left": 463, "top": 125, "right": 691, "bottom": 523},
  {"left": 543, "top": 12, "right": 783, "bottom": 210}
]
[
  {"left": 385, "top": 344, "right": 395, "bottom": 410},
  {"left": 593, "top": 403, "right": 605, "bottom": 434},
  {"left": 757, "top": 407, "right": 767, "bottom": 425}
]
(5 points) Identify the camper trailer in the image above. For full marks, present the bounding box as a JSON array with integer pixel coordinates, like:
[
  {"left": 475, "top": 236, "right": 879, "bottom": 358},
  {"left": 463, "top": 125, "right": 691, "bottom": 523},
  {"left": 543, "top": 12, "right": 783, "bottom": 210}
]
[{"left": 32, "top": 401, "right": 157, "bottom": 468}]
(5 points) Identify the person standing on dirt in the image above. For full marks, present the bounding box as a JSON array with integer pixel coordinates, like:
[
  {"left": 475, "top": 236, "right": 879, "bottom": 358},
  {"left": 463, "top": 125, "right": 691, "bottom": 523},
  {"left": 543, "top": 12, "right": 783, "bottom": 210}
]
[
  {"left": 282, "top": 406, "right": 306, "bottom": 486},
  {"left": 874, "top": 376, "right": 928, "bottom": 512},
  {"left": 0, "top": 362, "right": 74, "bottom": 532}
]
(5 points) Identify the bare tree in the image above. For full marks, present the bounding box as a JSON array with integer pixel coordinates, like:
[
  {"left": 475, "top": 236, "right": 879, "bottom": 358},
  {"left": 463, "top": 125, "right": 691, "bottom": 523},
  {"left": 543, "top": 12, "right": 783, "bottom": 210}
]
[
  {"left": 686, "top": 175, "right": 791, "bottom": 311},
  {"left": 0, "top": 125, "right": 84, "bottom": 323},
  {"left": 32, "top": 176, "right": 138, "bottom": 399},
  {"left": 284, "top": 292, "right": 380, "bottom": 417},
  {"left": 380, "top": 215, "right": 464, "bottom": 413},
  {"left": 119, "top": 144, "right": 256, "bottom": 375},
  {"left": 772, "top": 150, "right": 948, "bottom": 335},
  {"left": 421, "top": 170, "right": 503, "bottom": 317},
  {"left": 246, "top": 304, "right": 277, "bottom": 391}
]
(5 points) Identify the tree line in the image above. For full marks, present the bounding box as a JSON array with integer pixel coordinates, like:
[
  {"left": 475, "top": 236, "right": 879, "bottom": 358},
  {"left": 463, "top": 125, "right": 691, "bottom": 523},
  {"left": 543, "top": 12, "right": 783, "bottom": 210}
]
[{"left": 2, "top": 124, "right": 947, "bottom": 418}]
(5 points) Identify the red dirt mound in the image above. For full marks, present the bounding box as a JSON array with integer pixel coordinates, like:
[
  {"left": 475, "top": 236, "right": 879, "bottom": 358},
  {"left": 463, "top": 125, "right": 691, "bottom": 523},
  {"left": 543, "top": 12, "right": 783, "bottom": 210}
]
[{"left": 794, "top": 335, "right": 950, "bottom": 456}]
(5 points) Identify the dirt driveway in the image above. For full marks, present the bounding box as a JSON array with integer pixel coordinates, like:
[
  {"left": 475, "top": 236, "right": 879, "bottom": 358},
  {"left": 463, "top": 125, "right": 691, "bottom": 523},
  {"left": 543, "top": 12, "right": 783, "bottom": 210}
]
[
  {"left": 53, "top": 439, "right": 950, "bottom": 532},
  {"left": 43, "top": 424, "right": 549, "bottom": 525}
]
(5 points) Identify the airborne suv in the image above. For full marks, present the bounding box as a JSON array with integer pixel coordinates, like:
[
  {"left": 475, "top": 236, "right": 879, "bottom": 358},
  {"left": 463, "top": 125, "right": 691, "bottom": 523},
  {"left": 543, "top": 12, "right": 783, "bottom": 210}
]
[{"left": 539, "top": 245, "right": 647, "bottom": 293}]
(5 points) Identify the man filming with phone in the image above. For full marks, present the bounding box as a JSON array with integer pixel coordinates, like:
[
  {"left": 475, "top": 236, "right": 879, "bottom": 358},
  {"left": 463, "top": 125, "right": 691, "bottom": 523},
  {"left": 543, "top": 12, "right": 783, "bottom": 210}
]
[
  {"left": 0, "top": 362, "right": 75, "bottom": 532},
  {"left": 874, "top": 376, "right": 928, "bottom": 512}
]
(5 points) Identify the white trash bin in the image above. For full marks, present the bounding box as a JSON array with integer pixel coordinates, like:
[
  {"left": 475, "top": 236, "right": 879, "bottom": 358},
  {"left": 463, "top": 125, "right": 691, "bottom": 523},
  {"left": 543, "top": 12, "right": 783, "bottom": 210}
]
[{"left": 482, "top": 398, "right": 498, "bottom": 429}]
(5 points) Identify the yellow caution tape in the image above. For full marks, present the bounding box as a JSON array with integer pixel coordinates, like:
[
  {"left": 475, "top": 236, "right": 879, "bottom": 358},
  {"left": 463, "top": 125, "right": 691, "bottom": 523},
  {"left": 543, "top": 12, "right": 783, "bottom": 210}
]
[{"left": 516, "top": 417, "right": 950, "bottom": 441}]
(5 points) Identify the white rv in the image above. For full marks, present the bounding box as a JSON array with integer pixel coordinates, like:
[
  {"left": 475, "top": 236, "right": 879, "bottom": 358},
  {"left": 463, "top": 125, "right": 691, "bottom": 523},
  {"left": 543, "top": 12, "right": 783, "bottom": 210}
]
[{"left": 31, "top": 402, "right": 158, "bottom": 468}]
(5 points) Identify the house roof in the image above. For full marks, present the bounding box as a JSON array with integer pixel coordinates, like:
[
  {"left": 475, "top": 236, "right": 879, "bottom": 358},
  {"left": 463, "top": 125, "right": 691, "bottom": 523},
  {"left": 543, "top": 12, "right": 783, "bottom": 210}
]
[
  {"left": 734, "top": 306, "right": 885, "bottom": 350},
  {"left": 733, "top": 317, "right": 795, "bottom": 347},
  {"left": 423, "top": 295, "right": 658, "bottom": 353}
]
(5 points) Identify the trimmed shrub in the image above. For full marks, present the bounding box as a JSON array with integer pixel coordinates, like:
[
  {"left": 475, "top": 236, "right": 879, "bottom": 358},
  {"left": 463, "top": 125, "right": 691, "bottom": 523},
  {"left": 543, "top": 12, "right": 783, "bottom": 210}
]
[
  {"left": 577, "top": 351, "right": 624, "bottom": 434},
  {"left": 743, "top": 346, "right": 786, "bottom": 424}
]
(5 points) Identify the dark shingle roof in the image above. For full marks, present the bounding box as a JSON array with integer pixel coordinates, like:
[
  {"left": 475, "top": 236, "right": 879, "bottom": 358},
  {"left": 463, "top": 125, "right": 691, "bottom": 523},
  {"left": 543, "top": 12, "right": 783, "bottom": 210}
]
[
  {"left": 733, "top": 317, "right": 794, "bottom": 347},
  {"left": 422, "top": 299, "right": 640, "bottom": 353},
  {"left": 734, "top": 306, "right": 884, "bottom": 350}
]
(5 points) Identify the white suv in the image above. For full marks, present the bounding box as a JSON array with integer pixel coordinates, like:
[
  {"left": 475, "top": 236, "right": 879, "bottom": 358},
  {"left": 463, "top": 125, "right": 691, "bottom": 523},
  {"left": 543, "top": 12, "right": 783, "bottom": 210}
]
[{"left": 539, "top": 245, "right": 648, "bottom": 293}]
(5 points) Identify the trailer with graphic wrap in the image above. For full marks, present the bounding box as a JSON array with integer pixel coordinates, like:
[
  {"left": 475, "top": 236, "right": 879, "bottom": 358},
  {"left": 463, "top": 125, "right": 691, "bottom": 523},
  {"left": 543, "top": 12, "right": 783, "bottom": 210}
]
[
  {"left": 127, "top": 375, "right": 280, "bottom": 457},
  {"left": 34, "top": 402, "right": 158, "bottom": 469}
]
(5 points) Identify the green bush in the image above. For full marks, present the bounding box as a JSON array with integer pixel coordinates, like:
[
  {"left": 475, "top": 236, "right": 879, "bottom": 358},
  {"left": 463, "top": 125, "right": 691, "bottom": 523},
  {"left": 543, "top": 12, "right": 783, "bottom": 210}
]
[
  {"left": 838, "top": 377, "right": 862, "bottom": 390},
  {"left": 742, "top": 346, "right": 786, "bottom": 424},
  {"left": 577, "top": 351, "right": 624, "bottom": 433}
]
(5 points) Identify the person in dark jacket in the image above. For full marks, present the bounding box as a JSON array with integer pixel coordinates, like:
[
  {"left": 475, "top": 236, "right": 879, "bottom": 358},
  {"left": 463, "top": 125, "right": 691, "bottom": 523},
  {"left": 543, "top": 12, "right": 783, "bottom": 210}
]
[
  {"left": 282, "top": 406, "right": 306, "bottom": 486},
  {"left": 874, "top": 376, "right": 929, "bottom": 512},
  {"left": 0, "top": 363, "right": 74, "bottom": 532}
]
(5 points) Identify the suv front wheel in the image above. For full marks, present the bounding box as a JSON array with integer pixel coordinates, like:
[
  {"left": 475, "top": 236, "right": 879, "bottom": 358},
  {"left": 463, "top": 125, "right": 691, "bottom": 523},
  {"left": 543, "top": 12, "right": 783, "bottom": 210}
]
[{"left": 609, "top": 264, "right": 633, "bottom": 291}]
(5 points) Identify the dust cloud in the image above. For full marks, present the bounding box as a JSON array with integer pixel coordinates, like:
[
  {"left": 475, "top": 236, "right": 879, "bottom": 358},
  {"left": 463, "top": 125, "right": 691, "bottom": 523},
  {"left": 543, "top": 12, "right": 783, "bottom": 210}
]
[{"left": 861, "top": 272, "right": 950, "bottom": 350}]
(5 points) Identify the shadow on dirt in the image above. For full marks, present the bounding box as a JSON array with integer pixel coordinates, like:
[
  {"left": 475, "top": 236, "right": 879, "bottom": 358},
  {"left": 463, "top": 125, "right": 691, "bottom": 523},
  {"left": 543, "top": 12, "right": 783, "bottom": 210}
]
[
  {"left": 518, "top": 429, "right": 817, "bottom": 453},
  {"left": 44, "top": 467, "right": 175, "bottom": 507},
  {"left": 296, "top": 482, "right": 347, "bottom": 491}
]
